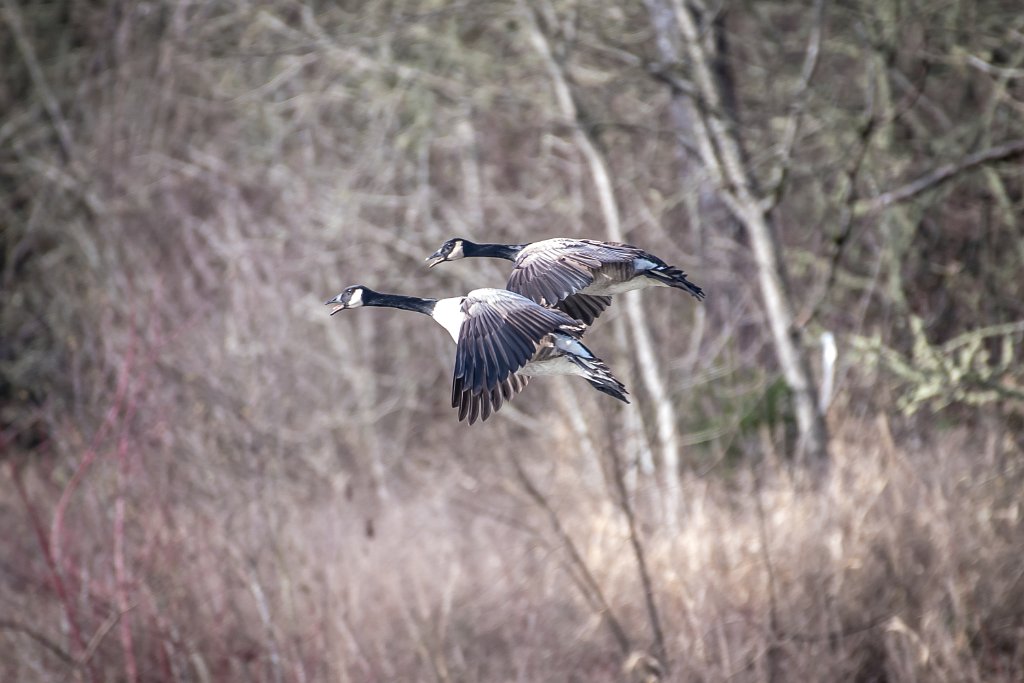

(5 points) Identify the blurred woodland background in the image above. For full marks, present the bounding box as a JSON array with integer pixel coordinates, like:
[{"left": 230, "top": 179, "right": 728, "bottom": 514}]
[{"left": 3, "top": 0, "right": 1024, "bottom": 681}]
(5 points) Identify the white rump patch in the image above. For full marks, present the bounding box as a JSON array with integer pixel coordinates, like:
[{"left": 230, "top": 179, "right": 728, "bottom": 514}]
[{"left": 553, "top": 334, "right": 592, "bottom": 358}]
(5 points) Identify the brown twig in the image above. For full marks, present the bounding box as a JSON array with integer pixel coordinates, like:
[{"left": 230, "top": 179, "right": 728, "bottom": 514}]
[
  {"left": 1, "top": 0, "right": 75, "bottom": 162},
  {"left": 8, "top": 460, "right": 93, "bottom": 683},
  {"left": 78, "top": 605, "right": 137, "bottom": 669},
  {"left": 114, "top": 317, "right": 142, "bottom": 683},
  {"left": 762, "top": 0, "right": 826, "bottom": 213},
  {"left": 507, "top": 452, "right": 632, "bottom": 655},
  {"left": 607, "top": 447, "right": 669, "bottom": 671},
  {"left": 51, "top": 337, "right": 136, "bottom": 572},
  {"left": 753, "top": 472, "right": 782, "bottom": 683},
  {"left": 521, "top": 0, "right": 685, "bottom": 512},
  {"left": 669, "top": 0, "right": 829, "bottom": 462},
  {"left": 854, "top": 138, "right": 1024, "bottom": 215},
  {"left": 794, "top": 111, "right": 877, "bottom": 330},
  {"left": 113, "top": 478, "right": 138, "bottom": 683},
  {"left": 0, "top": 619, "right": 77, "bottom": 668}
]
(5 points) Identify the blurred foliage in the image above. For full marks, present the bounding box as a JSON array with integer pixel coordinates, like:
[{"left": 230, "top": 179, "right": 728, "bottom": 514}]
[{"left": 854, "top": 317, "right": 1024, "bottom": 415}]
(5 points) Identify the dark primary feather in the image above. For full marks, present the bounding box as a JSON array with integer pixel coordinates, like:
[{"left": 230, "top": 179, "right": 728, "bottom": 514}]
[
  {"left": 451, "top": 289, "right": 582, "bottom": 424},
  {"left": 557, "top": 294, "right": 612, "bottom": 326},
  {"left": 452, "top": 373, "right": 529, "bottom": 424},
  {"left": 643, "top": 264, "right": 705, "bottom": 300}
]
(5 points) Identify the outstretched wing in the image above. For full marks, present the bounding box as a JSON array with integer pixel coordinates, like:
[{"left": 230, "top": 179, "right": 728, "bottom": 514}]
[
  {"left": 451, "top": 288, "right": 582, "bottom": 424},
  {"left": 506, "top": 239, "right": 641, "bottom": 318},
  {"left": 557, "top": 293, "right": 613, "bottom": 327},
  {"left": 452, "top": 373, "right": 530, "bottom": 425}
]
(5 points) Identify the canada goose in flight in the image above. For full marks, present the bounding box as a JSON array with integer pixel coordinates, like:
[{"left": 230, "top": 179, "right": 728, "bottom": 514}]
[
  {"left": 325, "top": 285, "right": 628, "bottom": 424},
  {"left": 425, "top": 238, "right": 705, "bottom": 325}
]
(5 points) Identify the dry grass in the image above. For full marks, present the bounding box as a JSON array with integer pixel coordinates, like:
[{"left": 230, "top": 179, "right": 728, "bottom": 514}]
[{"left": 3, "top": 415, "right": 1022, "bottom": 681}]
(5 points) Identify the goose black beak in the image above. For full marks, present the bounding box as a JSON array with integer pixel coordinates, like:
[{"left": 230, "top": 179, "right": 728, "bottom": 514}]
[{"left": 425, "top": 251, "right": 446, "bottom": 268}]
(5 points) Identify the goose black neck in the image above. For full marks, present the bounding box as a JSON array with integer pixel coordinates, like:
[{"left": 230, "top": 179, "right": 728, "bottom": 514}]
[
  {"left": 464, "top": 241, "right": 526, "bottom": 261},
  {"left": 365, "top": 291, "right": 437, "bottom": 316}
]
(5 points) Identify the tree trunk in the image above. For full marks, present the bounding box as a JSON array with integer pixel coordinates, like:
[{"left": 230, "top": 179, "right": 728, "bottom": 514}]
[
  {"left": 521, "top": 0, "right": 687, "bottom": 511},
  {"left": 667, "top": 0, "right": 830, "bottom": 461}
]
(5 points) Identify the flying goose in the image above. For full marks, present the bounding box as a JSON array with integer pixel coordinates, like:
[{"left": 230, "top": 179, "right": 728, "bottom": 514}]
[
  {"left": 325, "top": 285, "right": 628, "bottom": 424},
  {"left": 425, "top": 237, "right": 704, "bottom": 325}
]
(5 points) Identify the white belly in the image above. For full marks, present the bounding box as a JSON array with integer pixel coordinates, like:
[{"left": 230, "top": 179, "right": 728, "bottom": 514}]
[
  {"left": 579, "top": 278, "right": 654, "bottom": 295},
  {"left": 520, "top": 356, "right": 585, "bottom": 377},
  {"left": 578, "top": 258, "right": 663, "bottom": 295}
]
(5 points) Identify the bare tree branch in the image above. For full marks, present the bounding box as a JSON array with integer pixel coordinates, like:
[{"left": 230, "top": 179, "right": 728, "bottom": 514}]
[
  {"left": 762, "top": 0, "right": 826, "bottom": 213},
  {"left": 8, "top": 461, "right": 94, "bottom": 682},
  {"left": 668, "top": 0, "right": 829, "bottom": 461},
  {"left": 0, "top": 620, "right": 77, "bottom": 668},
  {"left": 796, "top": 111, "right": 878, "bottom": 329},
  {"left": 1, "top": 0, "right": 75, "bottom": 161},
  {"left": 508, "top": 452, "right": 632, "bottom": 655},
  {"left": 754, "top": 474, "right": 782, "bottom": 683},
  {"left": 79, "top": 606, "right": 136, "bottom": 670},
  {"left": 520, "top": 0, "right": 686, "bottom": 512},
  {"left": 963, "top": 53, "right": 1024, "bottom": 81},
  {"left": 855, "top": 138, "right": 1024, "bottom": 215},
  {"left": 607, "top": 445, "right": 669, "bottom": 672}
]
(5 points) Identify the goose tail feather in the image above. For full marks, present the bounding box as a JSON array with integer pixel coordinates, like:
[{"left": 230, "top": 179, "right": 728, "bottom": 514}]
[
  {"left": 570, "top": 355, "right": 629, "bottom": 403},
  {"left": 646, "top": 266, "right": 705, "bottom": 301}
]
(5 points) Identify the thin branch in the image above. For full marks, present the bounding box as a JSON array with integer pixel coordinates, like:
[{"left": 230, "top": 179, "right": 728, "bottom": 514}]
[
  {"left": 79, "top": 606, "right": 136, "bottom": 669},
  {"left": 644, "top": 62, "right": 699, "bottom": 99},
  {"left": 244, "top": 566, "right": 285, "bottom": 683},
  {"left": 508, "top": 452, "right": 632, "bottom": 655},
  {"left": 520, "top": 0, "right": 685, "bottom": 512},
  {"left": 963, "top": 53, "right": 1024, "bottom": 80},
  {"left": 761, "top": 0, "right": 826, "bottom": 213},
  {"left": 795, "top": 113, "right": 877, "bottom": 329},
  {"left": 726, "top": 609, "right": 891, "bottom": 644},
  {"left": 0, "top": 620, "right": 77, "bottom": 668},
  {"left": 783, "top": 613, "right": 891, "bottom": 644},
  {"left": 52, "top": 331, "right": 136, "bottom": 572},
  {"left": 607, "top": 446, "right": 669, "bottom": 671},
  {"left": 7, "top": 461, "right": 92, "bottom": 683},
  {"left": 114, "top": 341, "right": 142, "bottom": 683},
  {"left": 942, "top": 320, "right": 1024, "bottom": 353},
  {"left": 754, "top": 474, "right": 782, "bottom": 683},
  {"left": 855, "top": 138, "right": 1024, "bottom": 215},
  {"left": 1, "top": 0, "right": 75, "bottom": 161},
  {"left": 669, "top": 0, "right": 829, "bottom": 461},
  {"left": 970, "top": 376, "right": 1024, "bottom": 402}
]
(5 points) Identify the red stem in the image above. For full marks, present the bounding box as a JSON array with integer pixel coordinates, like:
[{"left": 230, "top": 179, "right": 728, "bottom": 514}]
[
  {"left": 9, "top": 460, "right": 94, "bottom": 683},
  {"left": 50, "top": 340, "right": 135, "bottom": 570},
  {"left": 114, "top": 355, "right": 143, "bottom": 683}
]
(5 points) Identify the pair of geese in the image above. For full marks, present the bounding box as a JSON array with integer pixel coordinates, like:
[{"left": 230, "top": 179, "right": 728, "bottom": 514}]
[{"left": 326, "top": 237, "right": 704, "bottom": 424}]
